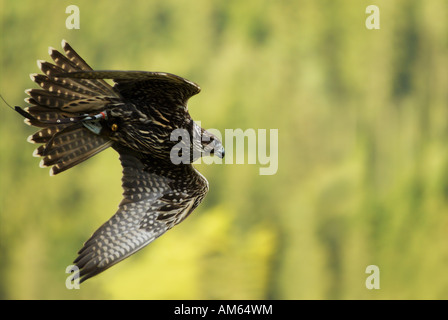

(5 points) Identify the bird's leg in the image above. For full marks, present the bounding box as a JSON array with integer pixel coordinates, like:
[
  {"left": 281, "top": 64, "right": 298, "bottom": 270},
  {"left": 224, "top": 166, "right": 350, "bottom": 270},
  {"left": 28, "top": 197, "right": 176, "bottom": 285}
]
[{"left": 82, "top": 118, "right": 104, "bottom": 135}]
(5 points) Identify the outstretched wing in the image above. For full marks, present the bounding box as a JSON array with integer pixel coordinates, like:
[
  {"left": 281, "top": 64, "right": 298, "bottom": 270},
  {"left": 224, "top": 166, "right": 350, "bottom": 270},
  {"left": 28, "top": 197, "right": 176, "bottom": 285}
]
[
  {"left": 56, "top": 70, "right": 201, "bottom": 107},
  {"left": 73, "top": 151, "right": 208, "bottom": 283}
]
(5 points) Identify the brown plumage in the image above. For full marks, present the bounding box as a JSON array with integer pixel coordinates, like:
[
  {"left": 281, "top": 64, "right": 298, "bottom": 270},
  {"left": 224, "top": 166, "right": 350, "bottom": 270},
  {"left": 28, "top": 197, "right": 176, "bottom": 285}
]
[{"left": 16, "top": 40, "right": 224, "bottom": 283}]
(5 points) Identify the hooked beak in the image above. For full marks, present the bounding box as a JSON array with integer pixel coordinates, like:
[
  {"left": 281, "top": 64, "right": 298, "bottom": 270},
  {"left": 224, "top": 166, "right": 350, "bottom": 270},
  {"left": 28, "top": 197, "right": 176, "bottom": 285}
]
[
  {"left": 215, "top": 146, "right": 225, "bottom": 159},
  {"left": 203, "top": 140, "right": 225, "bottom": 159},
  {"left": 200, "top": 126, "right": 224, "bottom": 159}
]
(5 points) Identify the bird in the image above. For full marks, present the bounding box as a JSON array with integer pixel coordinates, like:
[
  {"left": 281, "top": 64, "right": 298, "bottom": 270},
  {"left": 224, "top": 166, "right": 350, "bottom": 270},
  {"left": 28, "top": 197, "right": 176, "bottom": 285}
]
[{"left": 15, "top": 40, "right": 224, "bottom": 283}]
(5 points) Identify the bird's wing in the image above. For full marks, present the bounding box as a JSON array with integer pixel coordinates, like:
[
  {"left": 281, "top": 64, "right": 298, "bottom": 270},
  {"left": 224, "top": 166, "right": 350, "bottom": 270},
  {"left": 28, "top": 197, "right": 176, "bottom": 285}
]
[
  {"left": 55, "top": 70, "right": 201, "bottom": 107},
  {"left": 73, "top": 151, "right": 207, "bottom": 283}
]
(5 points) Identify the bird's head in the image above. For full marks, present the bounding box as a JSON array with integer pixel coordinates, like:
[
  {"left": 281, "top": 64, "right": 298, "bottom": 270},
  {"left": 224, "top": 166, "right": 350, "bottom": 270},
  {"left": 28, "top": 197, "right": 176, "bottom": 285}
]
[{"left": 192, "top": 121, "right": 225, "bottom": 161}]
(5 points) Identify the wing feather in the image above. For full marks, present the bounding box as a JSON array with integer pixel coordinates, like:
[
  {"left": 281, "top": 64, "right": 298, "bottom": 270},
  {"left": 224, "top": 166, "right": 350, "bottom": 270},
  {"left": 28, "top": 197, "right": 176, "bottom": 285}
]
[
  {"left": 72, "top": 152, "right": 208, "bottom": 283},
  {"left": 55, "top": 70, "right": 200, "bottom": 106}
]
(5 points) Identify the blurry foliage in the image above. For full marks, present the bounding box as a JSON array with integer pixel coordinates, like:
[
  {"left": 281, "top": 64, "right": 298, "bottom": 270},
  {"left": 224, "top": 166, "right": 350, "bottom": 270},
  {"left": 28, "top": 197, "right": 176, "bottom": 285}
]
[{"left": 1, "top": 0, "right": 448, "bottom": 299}]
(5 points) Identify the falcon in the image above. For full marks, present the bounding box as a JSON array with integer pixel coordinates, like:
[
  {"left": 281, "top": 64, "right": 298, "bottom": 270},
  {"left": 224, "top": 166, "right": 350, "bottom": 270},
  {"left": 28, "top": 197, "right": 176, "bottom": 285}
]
[{"left": 15, "top": 40, "right": 224, "bottom": 283}]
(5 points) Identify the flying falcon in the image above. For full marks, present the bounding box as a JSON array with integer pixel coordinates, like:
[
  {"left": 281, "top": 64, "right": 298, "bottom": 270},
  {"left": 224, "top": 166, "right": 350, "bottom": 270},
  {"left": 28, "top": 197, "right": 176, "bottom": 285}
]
[{"left": 14, "top": 40, "right": 224, "bottom": 283}]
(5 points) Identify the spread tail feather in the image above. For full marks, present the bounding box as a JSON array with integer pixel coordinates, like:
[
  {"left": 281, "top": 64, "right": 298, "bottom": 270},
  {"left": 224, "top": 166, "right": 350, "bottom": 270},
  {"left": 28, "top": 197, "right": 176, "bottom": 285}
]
[
  {"left": 21, "top": 40, "right": 118, "bottom": 175},
  {"left": 27, "top": 122, "right": 113, "bottom": 175}
]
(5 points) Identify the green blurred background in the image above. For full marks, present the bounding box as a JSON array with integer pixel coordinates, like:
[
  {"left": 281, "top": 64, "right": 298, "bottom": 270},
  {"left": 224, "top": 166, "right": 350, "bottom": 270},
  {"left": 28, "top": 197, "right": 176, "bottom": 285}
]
[{"left": 1, "top": 0, "right": 448, "bottom": 299}]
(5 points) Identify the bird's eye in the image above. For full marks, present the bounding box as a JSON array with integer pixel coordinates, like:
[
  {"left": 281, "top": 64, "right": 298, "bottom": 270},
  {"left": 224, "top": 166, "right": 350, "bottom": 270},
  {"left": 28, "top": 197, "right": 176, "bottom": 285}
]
[{"left": 111, "top": 123, "right": 118, "bottom": 132}]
